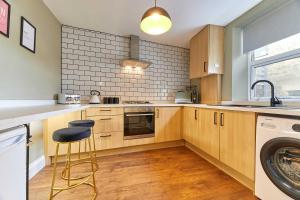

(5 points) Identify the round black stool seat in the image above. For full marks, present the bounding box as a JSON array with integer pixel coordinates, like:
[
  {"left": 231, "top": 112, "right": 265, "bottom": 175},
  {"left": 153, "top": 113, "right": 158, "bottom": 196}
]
[
  {"left": 69, "top": 120, "right": 95, "bottom": 128},
  {"left": 53, "top": 127, "right": 91, "bottom": 142}
]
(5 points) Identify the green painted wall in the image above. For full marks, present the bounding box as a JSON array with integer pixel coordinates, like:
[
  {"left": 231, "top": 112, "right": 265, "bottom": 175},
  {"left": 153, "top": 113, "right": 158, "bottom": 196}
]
[{"left": 0, "top": 0, "right": 61, "bottom": 100}]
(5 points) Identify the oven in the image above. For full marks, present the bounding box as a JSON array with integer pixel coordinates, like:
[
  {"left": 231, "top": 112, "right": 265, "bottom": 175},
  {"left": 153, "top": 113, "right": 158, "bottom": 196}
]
[{"left": 124, "top": 107, "right": 155, "bottom": 140}]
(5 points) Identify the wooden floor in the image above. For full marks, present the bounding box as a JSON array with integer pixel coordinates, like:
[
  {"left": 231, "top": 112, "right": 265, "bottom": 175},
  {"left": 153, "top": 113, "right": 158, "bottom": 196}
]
[{"left": 30, "top": 147, "right": 256, "bottom": 200}]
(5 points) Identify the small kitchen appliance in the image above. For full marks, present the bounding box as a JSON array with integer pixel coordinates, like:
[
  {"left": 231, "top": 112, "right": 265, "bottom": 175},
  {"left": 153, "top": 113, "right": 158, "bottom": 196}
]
[
  {"left": 175, "top": 91, "right": 192, "bottom": 104},
  {"left": 89, "top": 90, "right": 101, "bottom": 104},
  {"left": 58, "top": 93, "right": 81, "bottom": 104}
]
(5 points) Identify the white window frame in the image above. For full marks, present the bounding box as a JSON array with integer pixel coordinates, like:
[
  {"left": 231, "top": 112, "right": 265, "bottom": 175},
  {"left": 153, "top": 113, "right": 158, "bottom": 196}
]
[{"left": 249, "top": 48, "right": 300, "bottom": 101}]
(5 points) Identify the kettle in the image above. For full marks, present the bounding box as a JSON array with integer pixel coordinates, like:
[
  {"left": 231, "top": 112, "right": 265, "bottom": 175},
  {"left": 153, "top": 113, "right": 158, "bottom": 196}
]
[{"left": 89, "top": 90, "right": 101, "bottom": 104}]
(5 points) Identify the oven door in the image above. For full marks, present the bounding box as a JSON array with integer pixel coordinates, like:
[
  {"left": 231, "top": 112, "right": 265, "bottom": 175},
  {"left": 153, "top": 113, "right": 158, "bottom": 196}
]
[
  {"left": 124, "top": 112, "right": 155, "bottom": 140},
  {"left": 260, "top": 137, "right": 300, "bottom": 199}
]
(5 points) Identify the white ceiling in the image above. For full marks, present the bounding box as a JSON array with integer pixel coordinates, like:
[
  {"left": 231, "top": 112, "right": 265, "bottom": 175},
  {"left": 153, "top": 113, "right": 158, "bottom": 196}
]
[{"left": 43, "top": 0, "right": 262, "bottom": 48}]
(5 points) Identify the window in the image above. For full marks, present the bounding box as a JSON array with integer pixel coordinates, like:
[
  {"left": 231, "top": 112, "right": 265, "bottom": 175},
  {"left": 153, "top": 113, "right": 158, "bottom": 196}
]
[{"left": 249, "top": 33, "right": 300, "bottom": 100}]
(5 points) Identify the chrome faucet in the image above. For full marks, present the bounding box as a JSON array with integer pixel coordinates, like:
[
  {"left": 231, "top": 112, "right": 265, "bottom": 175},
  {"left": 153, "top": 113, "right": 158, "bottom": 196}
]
[{"left": 251, "top": 80, "right": 282, "bottom": 107}]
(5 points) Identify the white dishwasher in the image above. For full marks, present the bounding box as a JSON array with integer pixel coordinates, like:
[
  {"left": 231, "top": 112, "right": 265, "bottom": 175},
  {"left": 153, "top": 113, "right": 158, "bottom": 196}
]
[{"left": 0, "top": 126, "right": 27, "bottom": 200}]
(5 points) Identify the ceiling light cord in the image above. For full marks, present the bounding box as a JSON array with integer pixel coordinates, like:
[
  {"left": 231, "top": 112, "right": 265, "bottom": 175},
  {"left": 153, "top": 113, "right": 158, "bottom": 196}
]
[{"left": 155, "top": 0, "right": 157, "bottom": 7}]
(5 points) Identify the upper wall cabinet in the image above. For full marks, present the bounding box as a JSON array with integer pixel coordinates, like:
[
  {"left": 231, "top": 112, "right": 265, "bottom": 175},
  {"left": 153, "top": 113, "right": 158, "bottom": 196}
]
[{"left": 189, "top": 25, "right": 224, "bottom": 79}]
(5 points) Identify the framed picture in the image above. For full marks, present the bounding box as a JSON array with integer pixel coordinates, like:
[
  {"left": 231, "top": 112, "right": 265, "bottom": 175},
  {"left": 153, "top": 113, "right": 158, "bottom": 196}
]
[
  {"left": 20, "top": 17, "right": 36, "bottom": 53},
  {"left": 0, "top": 0, "right": 10, "bottom": 37}
]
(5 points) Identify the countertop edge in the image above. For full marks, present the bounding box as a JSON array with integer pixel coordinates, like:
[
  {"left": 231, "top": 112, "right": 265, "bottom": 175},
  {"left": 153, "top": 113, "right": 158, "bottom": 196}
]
[{"left": 1, "top": 103, "right": 300, "bottom": 130}]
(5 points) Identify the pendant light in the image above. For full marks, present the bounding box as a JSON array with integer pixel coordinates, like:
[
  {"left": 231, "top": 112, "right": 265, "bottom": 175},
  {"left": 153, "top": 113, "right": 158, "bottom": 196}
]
[{"left": 140, "top": 0, "right": 172, "bottom": 35}]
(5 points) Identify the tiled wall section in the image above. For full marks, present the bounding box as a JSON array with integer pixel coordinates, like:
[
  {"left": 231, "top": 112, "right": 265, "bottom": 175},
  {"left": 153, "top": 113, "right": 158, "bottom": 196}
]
[{"left": 61, "top": 25, "right": 190, "bottom": 102}]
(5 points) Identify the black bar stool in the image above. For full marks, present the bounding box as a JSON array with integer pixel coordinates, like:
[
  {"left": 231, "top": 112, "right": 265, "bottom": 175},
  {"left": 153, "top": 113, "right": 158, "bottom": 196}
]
[
  {"left": 68, "top": 120, "right": 98, "bottom": 170},
  {"left": 49, "top": 127, "right": 97, "bottom": 200}
]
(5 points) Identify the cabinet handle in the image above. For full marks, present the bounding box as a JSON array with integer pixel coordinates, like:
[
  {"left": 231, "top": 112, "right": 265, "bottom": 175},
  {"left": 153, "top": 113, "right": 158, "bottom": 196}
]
[
  {"left": 156, "top": 109, "right": 159, "bottom": 118},
  {"left": 100, "top": 134, "right": 112, "bottom": 138},
  {"left": 214, "top": 112, "right": 217, "bottom": 125},
  {"left": 100, "top": 109, "right": 111, "bottom": 111},
  {"left": 100, "top": 118, "right": 112, "bottom": 121},
  {"left": 220, "top": 113, "right": 224, "bottom": 127},
  {"left": 204, "top": 62, "right": 207, "bottom": 73},
  {"left": 195, "top": 109, "right": 198, "bottom": 120}
]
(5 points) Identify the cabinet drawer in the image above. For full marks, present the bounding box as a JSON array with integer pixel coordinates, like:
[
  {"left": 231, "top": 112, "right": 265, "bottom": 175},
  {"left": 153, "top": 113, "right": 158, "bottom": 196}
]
[
  {"left": 95, "top": 132, "right": 123, "bottom": 150},
  {"left": 86, "top": 107, "right": 123, "bottom": 116},
  {"left": 88, "top": 115, "right": 123, "bottom": 133}
]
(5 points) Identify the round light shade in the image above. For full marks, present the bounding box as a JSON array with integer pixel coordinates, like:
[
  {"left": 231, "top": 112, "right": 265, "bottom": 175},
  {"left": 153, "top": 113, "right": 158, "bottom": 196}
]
[{"left": 140, "top": 7, "right": 172, "bottom": 35}]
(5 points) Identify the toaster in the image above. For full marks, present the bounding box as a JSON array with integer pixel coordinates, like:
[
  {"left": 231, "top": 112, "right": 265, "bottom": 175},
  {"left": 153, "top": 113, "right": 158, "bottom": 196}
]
[{"left": 58, "top": 93, "right": 81, "bottom": 104}]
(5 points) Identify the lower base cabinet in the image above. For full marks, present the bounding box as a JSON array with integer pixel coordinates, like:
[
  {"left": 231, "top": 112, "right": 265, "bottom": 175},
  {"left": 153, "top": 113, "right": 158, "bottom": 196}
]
[
  {"left": 199, "top": 109, "right": 220, "bottom": 160},
  {"left": 182, "top": 108, "right": 256, "bottom": 181},
  {"left": 182, "top": 107, "right": 199, "bottom": 146},
  {"left": 219, "top": 110, "right": 256, "bottom": 180},
  {"left": 43, "top": 111, "right": 82, "bottom": 156},
  {"left": 85, "top": 108, "right": 124, "bottom": 150},
  {"left": 155, "top": 107, "right": 182, "bottom": 143}
]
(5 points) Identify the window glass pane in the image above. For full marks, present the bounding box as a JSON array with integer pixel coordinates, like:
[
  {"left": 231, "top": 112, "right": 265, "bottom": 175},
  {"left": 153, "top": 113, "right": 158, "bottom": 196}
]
[
  {"left": 252, "top": 57, "right": 300, "bottom": 99},
  {"left": 254, "top": 33, "right": 300, "bottom": 61}
]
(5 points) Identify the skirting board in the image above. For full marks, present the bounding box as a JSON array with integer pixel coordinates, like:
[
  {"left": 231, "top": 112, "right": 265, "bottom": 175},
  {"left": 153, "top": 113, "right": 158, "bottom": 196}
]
[
  {"left": 29, "top": 156, "right": 46, "bottom": 180},
  {"left": 48, "top": 140, "right": 185, "bottom": 165}
]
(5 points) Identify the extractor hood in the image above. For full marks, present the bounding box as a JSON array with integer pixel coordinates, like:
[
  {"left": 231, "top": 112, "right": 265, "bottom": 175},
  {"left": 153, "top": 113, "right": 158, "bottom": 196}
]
[{"left": 121, "top": 35, "right": 152, "bottom": 69}]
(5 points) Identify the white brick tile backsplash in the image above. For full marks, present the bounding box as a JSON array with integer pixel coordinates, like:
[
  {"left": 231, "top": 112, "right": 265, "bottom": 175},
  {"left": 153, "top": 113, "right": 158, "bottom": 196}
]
[{"left": 61, "top": 25, "right": 190, "bottom": 102}]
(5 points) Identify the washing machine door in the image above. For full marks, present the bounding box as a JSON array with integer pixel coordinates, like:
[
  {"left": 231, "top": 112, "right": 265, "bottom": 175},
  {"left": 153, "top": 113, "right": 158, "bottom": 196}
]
[{"left": 261, "top": 137, "right": 300, "bottom": 199}]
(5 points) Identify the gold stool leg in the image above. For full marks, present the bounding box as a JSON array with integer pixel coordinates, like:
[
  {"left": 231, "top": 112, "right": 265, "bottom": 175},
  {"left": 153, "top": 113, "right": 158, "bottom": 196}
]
[
  {"left": 91, "top": 128, "right": 99, "bottom": 170},
  {"left": 49, "top": 143, "right": 60, "bottom": 200},
  {"left": 67, "top": 143, "right": 72, "bottom": 186},
  {"left": 88, "top": 138, "right": 97, "bottom": 198}
]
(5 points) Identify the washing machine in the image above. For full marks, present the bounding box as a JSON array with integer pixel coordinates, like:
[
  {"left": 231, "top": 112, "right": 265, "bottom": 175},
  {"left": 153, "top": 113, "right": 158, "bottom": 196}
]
[{"left": 255, "top": 115, "right": 300, "bottom": 200}]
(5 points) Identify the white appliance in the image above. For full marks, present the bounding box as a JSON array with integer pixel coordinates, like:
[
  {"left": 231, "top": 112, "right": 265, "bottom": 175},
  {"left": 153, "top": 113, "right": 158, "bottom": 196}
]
[
  {"left": 0, "top": 126, "right": 27, "bottom": 200},
  {"left": 255, "top": 115, "right": 300, "bottom": 200},
  {"left": 175, "top": 91, "right": 192, "bottom": 104},
  {"left": 58, "top": 93, "right": 81, "bottom": 104},
  {"left": 89, "top": 90, "right": 101, "bottom": 104}
]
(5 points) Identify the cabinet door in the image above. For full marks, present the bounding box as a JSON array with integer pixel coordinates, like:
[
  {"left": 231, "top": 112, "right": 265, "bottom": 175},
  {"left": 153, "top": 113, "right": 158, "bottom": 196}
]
[
  {"left": 44, "top": 111, "right": 82, "bottom": 156},
  {"left": 182, "top": 107, "right": 199, "bottom": 146},
  {"left": 199, "top": 26, "right": 209, "bottom": 77},
  {"left": 189, "top": 35, "right": 202, "bottom": 79},
  {"left": 199, "top": 109, "right": 220, "bottom": 159},
  {"left": 88, "top": 115, "right": 123, "bottom": 133},
  {"left": 208, "top": 25, "right": 224, "bottom": 75},
  {"left": 155, "top": 107, "right": 182, "bottom": 143},
  {"left": 189, "top": 25, "right": 224, "bottom": 79},
  {"left": 219, "top": 110, "right": 256, "bottom": 180}
]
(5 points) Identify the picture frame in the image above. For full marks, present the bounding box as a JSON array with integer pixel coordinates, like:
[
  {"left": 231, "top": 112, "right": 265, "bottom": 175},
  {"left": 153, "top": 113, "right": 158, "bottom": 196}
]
[
  {"left": 0, "top": 0, "right": 10, "bottom": 37},
  {"left": 20, "top": 17, "right": 36, "bottom": 53}
]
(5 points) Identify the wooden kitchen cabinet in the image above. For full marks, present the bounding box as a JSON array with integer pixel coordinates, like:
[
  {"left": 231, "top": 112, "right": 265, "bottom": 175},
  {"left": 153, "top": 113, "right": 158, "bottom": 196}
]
[
  {"left": 189, "top": 25, "right": 224, "bottom": 79},
  {"left": 155, "top": 107, "right": 182, "bottom": 143},
  {"left": 198, "top": 109, "right": 220, "bottom": 160},
  {"left": 200, "top": 75, "right": 221, "bottom": 105},
  {"left": 43, "top": 111, "right": 82, "bottom": 157},
  {"left": 219, "top": 110, "right": 256, "bottom": 180},
  {"left": 182, "top": 107, "right": 200, "bottom": 146},
  {"left": 85, "top": 107, "right": 124, "bottom": 150}
]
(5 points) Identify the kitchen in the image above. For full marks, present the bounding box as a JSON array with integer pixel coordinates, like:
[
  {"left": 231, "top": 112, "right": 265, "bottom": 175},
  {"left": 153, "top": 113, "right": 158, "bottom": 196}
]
[{"left": 0, "top": 0, "right": 300, "bottom": 200}]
